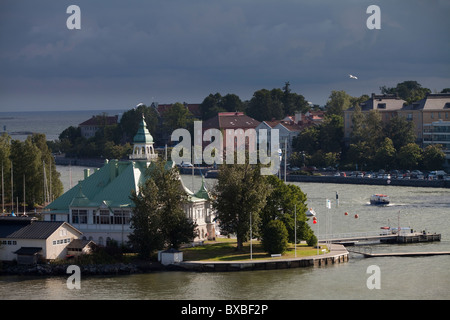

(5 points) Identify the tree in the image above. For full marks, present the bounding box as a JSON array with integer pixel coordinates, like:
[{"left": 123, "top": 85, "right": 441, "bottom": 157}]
[
  {"left": 319, "top": 114, "right": 344, "bottom": 153},
  {"left": 350, "top": 104, "right": 365, "bottom": 143},
  {"left": 10, "top": 138, "right": 42, "bottom": 207},
  {"left": 261, "top": 220, "right": 289, "bottom": 254},
  {"left": 129, "top": 177, "right": 163, "bottom": 258},
  {"left": 31, "top": 133, "right": 63, "bottom": 202},
  {"left": 8, "top": 134, "right": 63, "bottom": 207},
  {"left": 200, "top": 93, "right": 226, "bottom": 120},
  {"left": 247, "top": 89, "right": 284, "bottom": 121},
  {"left": 375, "top": 138, "right": 396, "bottom": 170},
  {"left": 325, "top": 90, "right": 351, "bottom": 116},
  {"left": 384, "top": 115, "right": 416, "bottom": 151},
  {"left": 221, "top": 94, "right": 245, "bottom": 113},
  {"left": 380, "top": 80, "right": 431, "bottom": 105},
  {"left": 212, "top": 160, "right": 271, "bottom": 251},
  {"left": 282, "top": 82, "right": 309, "bottom": 115},
  {"left": 397, "top": 143, "right": 422, "bottom": 170},
  {"left": 292, "top": 126, "right": 320, "bottom": 155},
  {"left": 129, "top": 161, "right": 198, "bottom": 256},
  {"left": 260, "top": 175, "right": 313, "bottom": 244},
  {"left": 163, "top": 102, "right": 195, "bottom": 134},
  {"left": 421, "top": 144, "right": 445, "bottom": 170},
  {"left": 0, "top": 133, "right": 12, "bottom": 207},
  {"left": 118, "top": 104, "right": 159, "bottom": 144}
]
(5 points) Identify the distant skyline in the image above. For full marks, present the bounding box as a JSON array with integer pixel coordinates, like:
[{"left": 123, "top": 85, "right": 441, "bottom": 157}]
[{"left": 1, "top": 0, "right": 449, "bottom": 112}]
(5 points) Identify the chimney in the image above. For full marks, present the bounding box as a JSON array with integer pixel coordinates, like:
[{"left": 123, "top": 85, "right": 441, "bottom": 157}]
[{"left": 294, "top": 112, "right": 302, "bottom": 124}]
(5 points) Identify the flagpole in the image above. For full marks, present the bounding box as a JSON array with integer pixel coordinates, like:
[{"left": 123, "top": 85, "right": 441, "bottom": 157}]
[
  {"left": 294, "top": 204, "right": 297, "bottom": 257},
  {"left": 250, "top": 211, "right": 252, "bottom": 260}
]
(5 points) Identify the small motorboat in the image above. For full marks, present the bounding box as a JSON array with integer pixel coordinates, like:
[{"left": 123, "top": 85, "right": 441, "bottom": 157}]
[
  {"left": 370, "top": 194, "right": 390, "bottom": 205},
  {"left": 306, "top": 208, "right": 316, "bottom": 216}
]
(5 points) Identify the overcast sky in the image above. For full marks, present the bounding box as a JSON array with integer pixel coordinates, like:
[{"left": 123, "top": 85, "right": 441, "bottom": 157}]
[{"left": 1, "top": 0, "right": 449, "bottom": 112}]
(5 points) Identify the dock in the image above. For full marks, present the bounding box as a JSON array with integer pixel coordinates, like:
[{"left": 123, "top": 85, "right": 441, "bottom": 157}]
[
  {"left": 348, "top": 250, "right": 450, "bottom": 258},
  {"left": 179, "top": 244, "right": 349, "bottom": 272},
  {"left": 319, "top": 231, "right": 441, "bottom": 245}
]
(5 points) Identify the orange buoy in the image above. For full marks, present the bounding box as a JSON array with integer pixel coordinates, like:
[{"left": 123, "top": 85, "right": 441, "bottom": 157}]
[{"left": 344, "top": 212, "right": 348, "bottom": 216}]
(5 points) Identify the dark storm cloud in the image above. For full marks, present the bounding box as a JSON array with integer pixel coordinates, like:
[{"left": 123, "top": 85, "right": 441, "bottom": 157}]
[{"left": 0, "top": 0, "right": 449, "bottom": 111}]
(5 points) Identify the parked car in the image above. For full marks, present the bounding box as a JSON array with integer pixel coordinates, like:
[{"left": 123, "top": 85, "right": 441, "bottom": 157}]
[{"left": 181, "top": 161, "right": 193, "bottom": 167}]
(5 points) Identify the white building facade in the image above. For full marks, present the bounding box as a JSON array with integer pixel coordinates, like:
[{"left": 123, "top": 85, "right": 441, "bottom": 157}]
[{"left": 44, "top": 115, "right": 216, "bottom": 246}]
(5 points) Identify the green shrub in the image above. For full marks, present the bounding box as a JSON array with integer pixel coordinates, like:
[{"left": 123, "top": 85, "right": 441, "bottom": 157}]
[{"left": 262, "top": 220, "right": 289, "bottom": 254}]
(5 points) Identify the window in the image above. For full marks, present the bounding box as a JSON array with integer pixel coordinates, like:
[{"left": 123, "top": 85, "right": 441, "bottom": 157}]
[
  {"left": 95, "top": 210, "right": 111, "bottom": 224},
  {"left": 113, "top": 210, "right": 131, "bottom": 225},
  {"left": 72, "top": 209, "right": 88, "bottom": 224},
  {"left": 2, "top": 240, "right": 17, "bottom": 245},
  {"left": 53, "top": 238, "right": 71, "bottom": 245}
]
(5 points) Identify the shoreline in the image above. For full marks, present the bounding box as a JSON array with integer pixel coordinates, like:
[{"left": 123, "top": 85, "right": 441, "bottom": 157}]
[
  {"left": 0, "top": 244, "right": 349, "bottom": 277},
  {"left": 55, "top": 158, "right": 450, "bottom": 189}
]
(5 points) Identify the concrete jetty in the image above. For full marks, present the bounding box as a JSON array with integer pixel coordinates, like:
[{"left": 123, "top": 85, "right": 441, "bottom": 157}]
[
  {"left": 179, "top": 244, "right": 349, "bottom": 272},
  {"left": 320, "top": 231, "right": 441, "bottom": 245},
  {"left": 349, "top": 251, "right": 450, "bottom": 258}
]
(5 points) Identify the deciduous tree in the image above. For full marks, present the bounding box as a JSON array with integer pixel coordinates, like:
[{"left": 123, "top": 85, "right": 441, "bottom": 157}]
[{"left": 212, "top": 161, "right": 271, "bottom": 251}]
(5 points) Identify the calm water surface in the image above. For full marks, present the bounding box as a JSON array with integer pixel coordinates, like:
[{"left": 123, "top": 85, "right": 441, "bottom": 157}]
[{"left": 1, "top": 170, "right": 449, "bottom": 300}]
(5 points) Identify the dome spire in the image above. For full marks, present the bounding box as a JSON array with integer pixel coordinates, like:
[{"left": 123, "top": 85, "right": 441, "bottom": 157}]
[{"left": 129, "top": 114, "right": 157, "bottom": 161}]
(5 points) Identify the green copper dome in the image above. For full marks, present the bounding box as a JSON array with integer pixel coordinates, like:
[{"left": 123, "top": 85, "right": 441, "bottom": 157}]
[{"left": 133, "top": 115, "right": 154, "bottom": 143}]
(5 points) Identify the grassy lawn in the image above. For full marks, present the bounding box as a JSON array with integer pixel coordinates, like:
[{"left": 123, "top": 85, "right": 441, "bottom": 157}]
[{"left": 182, "top": 237, "right": 328, "bottom": 262}]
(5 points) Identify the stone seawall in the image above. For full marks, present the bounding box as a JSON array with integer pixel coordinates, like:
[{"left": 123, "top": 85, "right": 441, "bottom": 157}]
[{"left": 179, "top": 244, "right": 349, "bottom": 272}]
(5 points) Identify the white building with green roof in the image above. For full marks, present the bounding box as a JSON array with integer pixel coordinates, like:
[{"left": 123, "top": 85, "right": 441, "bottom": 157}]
[{"left": 44, "top": 115, "right": 216, "bottom": 246}]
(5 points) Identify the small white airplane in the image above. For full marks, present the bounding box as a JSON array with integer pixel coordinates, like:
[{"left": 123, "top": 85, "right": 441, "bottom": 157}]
[{"left": 349, "top": 74, "right": 358, "bottom": 79}]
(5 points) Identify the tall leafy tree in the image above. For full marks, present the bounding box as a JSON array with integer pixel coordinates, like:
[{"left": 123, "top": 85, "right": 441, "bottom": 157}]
[
  {"left": 380, "top": 80, "right": 431, "bottom": 105},
  {"left": 383, "top": 115, "right": 416, "bottom": 151},
  {"left": 247, "top": 89, "right": 284, "bottom": 121},
  {"left": 129, "top": 161, "right": 197, "bottom": 256},
  {"left": 325, "top": 90, "right": 351, "bottom": 116},
  {"left": 397, "top": 143, "right": 422, "bottom": 170},
  {"left": 200, "top": 93, "right": 226, "bottom": 120},
  {"left": 10, "top": 138, "right": 42, "bottom": 207},
  {"left": 0, "top": 133, "right": 12, "bottom": 208},
  {"left": 319, "top": 114, "right": 344, "bottom": 153},
  {"left": 421, "top": 145, "right": 445, "bottom": 170},
  {"left": 163, "top": 102, "right": 195, "bottom": 134},
  {"left": 212, "top": 160, "right": 271, "bottom": 251},
  {"left": 282, "top": 81, "right": 309, "bottom": 115},
  {"left": 260, "top": 175, "right": 313, "bottom": 245},
  {"left": 129, "top": 176, "right": 162, "bottom": 258},
  {"left": 375, "top": 137, "right": 396, "bottom": 170}
]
